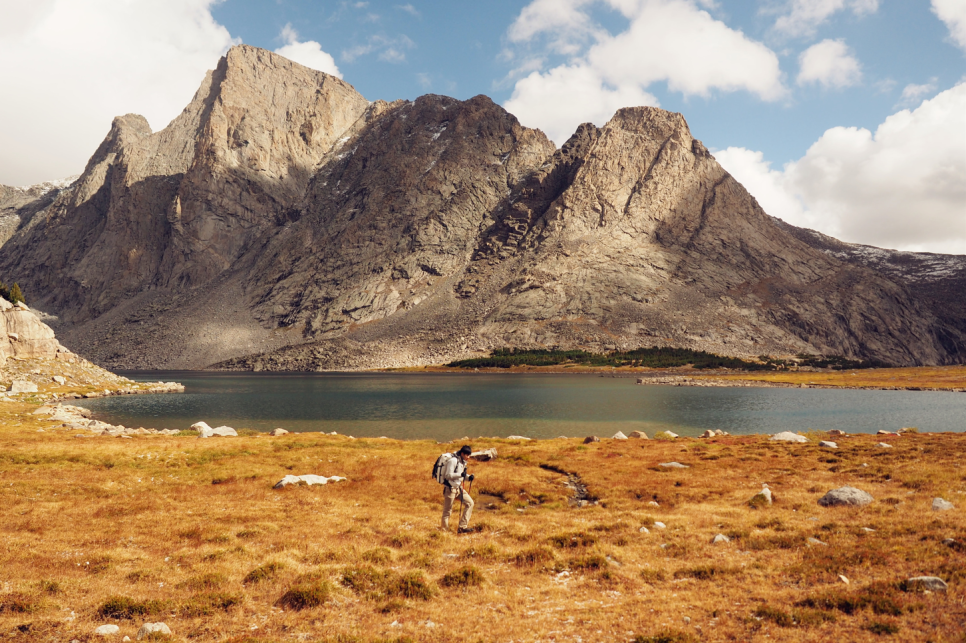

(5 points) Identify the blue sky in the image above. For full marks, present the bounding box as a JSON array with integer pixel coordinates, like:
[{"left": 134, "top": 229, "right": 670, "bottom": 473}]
[{"left": 1, "top": 0, "right": 963, "bottom": 252}]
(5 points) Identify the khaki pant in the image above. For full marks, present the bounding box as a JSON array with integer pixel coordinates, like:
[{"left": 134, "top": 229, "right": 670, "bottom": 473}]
[{"left": 441, "top": 484, "right": 474, "bottom": 530}]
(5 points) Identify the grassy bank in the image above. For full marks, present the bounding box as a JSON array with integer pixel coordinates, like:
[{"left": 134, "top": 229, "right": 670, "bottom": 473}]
[
  {"left": 0, "top": 391, "right": 964, "bottom": 642},
  {"left": 707, "top": 365, "right": 966, "bottom": 391}
]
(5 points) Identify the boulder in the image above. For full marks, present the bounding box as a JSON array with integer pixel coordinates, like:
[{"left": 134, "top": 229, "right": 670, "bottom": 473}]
[
  {"left": 819, "top": 441, "right": 838, "bottom": 448},
  {"left": 507, "top": 435, "right": 531, "bottom": 440},
  {"left": 269, "top": 428, "right": 289, "bottom": 437},
  {"left": 94, "top": 624, "right": 120, "bottom": 636},
  {"left": 273, "top": 474, "right": 346, "bottom": 489},
  {"left": 770, "top": 431, "right": 808, "bottom": 443},
  {"left": 192, "top": 421, "right": 237, "bottom": 438},
  {"left": 902, "top": 576, "right": 948, "bottom": 593},
  {"left": 659, "top": 462, "right": 689, "bottom": 469},
  {"left": 628, "top": 431, "right": 648, "bottom": 439},
  {"left": 52, "top": 375, "right": 66, "bottom": 385},
  {"left": 611, "top": 431, "right": 628, "bottom": 440},
  {"left": 10, "top": 380, "right": 38, "bottom": 393},
  {"left": 876, "top": 442, "right": 893, "bottom": 448},
  {"left": 700, "top": 429, "right": 715, "bottom": 438},
  {"left": 818, "top": 486, "right": 874, "bottom": 507},
  {"left": 828, "top": 429, "right": 845, "bottom": 436},
  {"left": 653, "top": 521, "right": 666, "bottom": 530},
  {"left": 583, "top": 436, "right": 600, "bottom": 444},
  {"left": 711, "top": 534, "right": 730, "bottom": 544},
  {"left": 137, "top": 623, "right": 171, "bottom": 639},
  {"left": 877, "top": 429, "right": 898, "bottom": 435},
  {"left": 469, "top": 448, "right": 497, "bottom": 462},
  {"left": 932, "top": 497, "right": 954, "bottom": 511},
  {"left": 654, "top": 431, "right": 678, "bottom": 439},
  {"left": 807, "top": 537, "right": 828, "bottom": 546}
]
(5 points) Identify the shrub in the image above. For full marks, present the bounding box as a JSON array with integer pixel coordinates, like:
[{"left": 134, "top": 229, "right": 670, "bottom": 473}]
[
  {"left": 244, "top": 562, "right": 283, "bottom": 584},
  {"left": 98, "top": 595, "right": 165, "bottom": 619},
  {"left": 0, "top": 592, "right": 41, "bottom": 614},
  {"left": 361, "top": 547, "right": 392, "bottom": 565},
  {"left": 632, "top": 632, "right": 697, "bottom": 643},
  {"left": 548, "top": 531, "right": 597, "bottom": 548},
  {"left": 440, "top": 565, "right": 485, "bottom": 588},
  {"left": 512, "top": 547, "right": 556, "bottom": 567},
  {"left": 865, "top": 620, "right": 900, "bottom": 635},
  {"left": 341, "top": 566, "right": 389, "bottom": 594},
  {"left": 181, "top": 592, "right": 242, "bottom": 617},
  {"left": 640, "top": 569, "right": 666, "bottom": 583},
  {"left": 385, "top": 572, "right": 434, "bottom": 601},
  {"left": 38, "top": 580, "right": 61, "bottom": 594},
  {"left": 181, "top": 573, "right": 227, "bottom": 591},
  {"left": 673, "top": 565, "right": 733, "bottom": 581},
  {"left": 278, "top": 581, "right": 331, "bottom": 610},
  {"left": 570, "top": 554, "right": 608, "bottom": 571},
  {"left": 8, "top": 283, "right": 24, "bottom": 305}
]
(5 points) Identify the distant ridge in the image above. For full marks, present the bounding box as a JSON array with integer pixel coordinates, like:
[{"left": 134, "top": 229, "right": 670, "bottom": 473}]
[{"left": 0, "top": 45, "right": 962, "bottom": 370}]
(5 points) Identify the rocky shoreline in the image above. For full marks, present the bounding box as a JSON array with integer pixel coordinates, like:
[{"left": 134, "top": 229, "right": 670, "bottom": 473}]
[{"left": 634, "top": 374, "right": 966, "bottom": 392}]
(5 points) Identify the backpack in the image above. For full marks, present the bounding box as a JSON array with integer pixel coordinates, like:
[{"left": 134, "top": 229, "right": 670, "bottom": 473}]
[{"left": 432, "top": 452, "right": 456, "bottom": 484}]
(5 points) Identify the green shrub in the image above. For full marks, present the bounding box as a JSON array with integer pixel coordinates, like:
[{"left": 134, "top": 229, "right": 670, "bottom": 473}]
[
  {"left": 97, "top": 595, "right": 165, "bottom": 619},
  {"left": 385, "top": 572, "right": 434, "bottom": 600},
  {"left": 243, "top": 562, "right": 283, "bottom": 584},
  {"left": 440, "top": 566, "right": 485, "bottom": 587},
  {"left": 8, "top": 283, "right": 24, "bottom": 305},
  {"left": 278, "top": 581, "right": 331, "bottom": 610}
]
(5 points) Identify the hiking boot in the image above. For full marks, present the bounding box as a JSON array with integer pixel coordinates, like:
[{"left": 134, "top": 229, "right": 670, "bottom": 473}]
[{"left": 457, "top": 527, "right": 476, "bottom": 534}]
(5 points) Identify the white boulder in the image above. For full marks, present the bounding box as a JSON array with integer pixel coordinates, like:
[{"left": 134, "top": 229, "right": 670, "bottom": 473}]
[
  {"left": 818, "top": 486, "right": 874, "bottom": 507},
  {"left": 94, "top": 624, "right": 120, "bottom": 636},
  {"left": 10, "top": 380, "right": 38, "bottom": 393},
  {"left": 274, "top": 474, "right": 346, "bottom": 489},
  {"left": 932, "top": 498, "right": 955, "bottom": 511},
  {"left": 770, "top": 431, "right": 808, "bottom": 443},
  {"left": 903, "top": 576, "right": 948, "bottom": 593},
  {"left": 611, "top": 431, "right": 628, "bottom": 440},
  {"left": 269, "top": 428, "right": 289, "bottom": 436},
  {"left": 137, "top": 623, "right": 171, "bottom": 639},
  {"left": 819, "top": 441, "right": 838, "bottom": 448}
]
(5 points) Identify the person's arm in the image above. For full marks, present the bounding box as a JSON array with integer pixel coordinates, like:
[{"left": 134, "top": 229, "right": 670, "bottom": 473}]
[{"left": 443, "top": 455, "right": 464, "bottom": 486}]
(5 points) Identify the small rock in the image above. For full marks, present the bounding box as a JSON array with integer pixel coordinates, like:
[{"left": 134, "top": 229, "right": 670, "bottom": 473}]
[
  {"left": 124, "top": 637, "right": 131, "bottom": 642},
  {"left": 639, "top": 526, "right": 650, "bottom": 533},
  {"left": 52, "top": 375, "right": 67, "bottom": 385},
  {"left": 818, "top": 486, "right": 874, "bottom": 507},
  {"left": 711, "top": 534, "right": 730, "bottom": 544},
  {"left": 647, "top": 501, "right": 660, "bottom": 507},
  {"left": 611, "top": 431, "right": 628, "bottom": 440},
  {"left": 877, "top": 429, "right": 896, "bottom": 435},
  {"left": 273, "top": 474, "right": 346, "bottom": 489},
  {"left": 861, "top": 527, "right": 876, "bottom": 533},
  {"left": 819, "top": 441, "right": 838, "bottom": 448},
  {"left": 653, "top": 521, "right": 666, "bottom": 530},
  {"left": 659, "top": 462, "right": 689, "bottom": 468},
  {"left": 932, "top": 498, "right": 954, "bottom": 511},
  {"left": 94, "top": 624, "right": 120, "bottom": 636},
  {"left": 507, "top": 435, "right": 530, "bottom": 440},
  {"left": 749, "top": 488, "right": 773, "bottom": 507},
  {"left": 714, "top": 429, "right": 728, "bottom": 436},
  {"left": 469, "top": 448, "right": 498, "bottom": 462},
  {"left": 942, "top": 538, "right": 957, "bottom": 547},
  {"left": 807, "top": 537, "right": 828, "bottom": 546},
  {"left": 137, "top": 622, "right": 171, "bottom": 640},
  {"left": 583, "top": 436, "right": 600, "bottom": 444},
  {"left": 269, "top": 428, "right": 289, "bottom": 437},
  {"left": 828, "top": 429, "right": 845, "bottom": 436},
  {"left": 658, "top": 431, "right": 679, "bottom": 439},
  {"left": 876, "top": 442, "right": 893, "bottom": 448},
  {"left": 683, "top": 616, "right": 691, "bottom": 625},
  {"left": 838, "top": 574, "right": 850, "bottom": 585},
  {"left": 700, "top": 429, "right": 715, "bottom": 438},
  {"left": 628, "top": 431, "right": 649, "bottom": 439},
  {"left": 770, "top": 431, "right": 808, "bottom": 443},
  {"left": 10, "top": 380, "right": 39, "bottom": 394},
  {"left": 903, "top": 576, "right": 948, "bottom": 593}
]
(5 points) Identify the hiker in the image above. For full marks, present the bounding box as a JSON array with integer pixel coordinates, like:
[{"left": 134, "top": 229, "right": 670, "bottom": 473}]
[{"left": 440, "top": 444, "right": 475, "bottom": 533}]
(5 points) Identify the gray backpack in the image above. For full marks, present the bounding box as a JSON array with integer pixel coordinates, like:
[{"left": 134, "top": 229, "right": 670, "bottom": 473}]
[{"left": 432, "top": 452, "right": 456, "bottom": 484}]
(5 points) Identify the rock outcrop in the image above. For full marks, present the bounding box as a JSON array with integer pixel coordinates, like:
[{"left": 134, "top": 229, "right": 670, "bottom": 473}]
[
  {"left": 1, "top": 45, "right": 963, "bottom": 370},
  {"left": 0, "top": 298, "right": 68, "bottom": 366}
]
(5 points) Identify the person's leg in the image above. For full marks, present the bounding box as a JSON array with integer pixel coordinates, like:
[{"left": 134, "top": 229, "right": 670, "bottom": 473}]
[
  {"left": 458, "top": 488, "right": 475, "bottom": 530},
  {"left": 441, "top": 486, "right": 456, "bottom": 530}
]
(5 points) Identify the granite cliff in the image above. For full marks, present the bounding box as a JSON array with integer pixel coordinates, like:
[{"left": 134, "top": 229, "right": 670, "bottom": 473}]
[{"left": 0, "top": 45, "right": 962, "bottom": 369}]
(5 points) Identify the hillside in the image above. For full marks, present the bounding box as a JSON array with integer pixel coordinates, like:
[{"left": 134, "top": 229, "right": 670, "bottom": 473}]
[{"left": 0, "top": 45, "right": 962, "bottom": 370}]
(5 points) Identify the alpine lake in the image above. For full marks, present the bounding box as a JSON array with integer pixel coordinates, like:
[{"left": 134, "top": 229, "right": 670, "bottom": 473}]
[{"left": 73, "top": 371, "right": 966, "bottom": 440}]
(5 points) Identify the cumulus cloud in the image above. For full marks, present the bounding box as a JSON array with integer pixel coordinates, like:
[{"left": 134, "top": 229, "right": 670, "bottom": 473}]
[
  {"left": 931, "top": 0, "right": 966, "bottom": 51},
  {"left": 504, "top": 0, "right": 785, "bottom": 145},
  {"left": 716, "top": 83, "right": 966, "bottom": 254},
  {"left": 274, "top": 24, "right": 342, "bottom": 77},
  {"left": 771, "top": 0, "right": 879, "bottom": 38},
  {"left": 797, "top": 39, "right": 862, "bottom": 88},
  {"left": 0, "top": 0, "right": 236, "bottom": 186}
]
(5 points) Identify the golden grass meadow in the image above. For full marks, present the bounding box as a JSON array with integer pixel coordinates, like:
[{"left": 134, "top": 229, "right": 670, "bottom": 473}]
[{"left": 0, "top": 367, "right": 964, "bottom": 642}]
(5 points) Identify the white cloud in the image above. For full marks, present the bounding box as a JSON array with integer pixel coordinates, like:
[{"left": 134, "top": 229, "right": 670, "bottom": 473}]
[
  {"left": 797, "top": 39, "right": 862, "bottom": 88},
  {"left": 772, "top": 0, "right": 879, "bottom": 38},
  {"left": 395, "top": 4, "right": 420, "bottom": 18},
  {"left": 341, "top": 34, "right": 414, "bottom": 63},
  {"left": 0, "top": 0, "right": 236, "bottom": 186},
  {"left": 506, "top": 64, "right": 658, "bottom": 144},
  {"left": 274, "top": 24, "right": 342, "bottom": 77},
  {"left": 716, "top": 83, "right": 966, "bottom": 254},
  {"left": 898, "top": 78, "right": 938, "bottom": 106},
  {"left": 931, "top": 0, "right": 966, "bottom": 51},
  {"left": 504, "top": 0, "right": 785, "bottom": 146}
]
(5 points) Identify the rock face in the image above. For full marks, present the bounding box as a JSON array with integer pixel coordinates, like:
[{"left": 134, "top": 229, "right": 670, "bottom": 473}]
[
  {"left": 0, "top": 297, "right": 68, "bottom": 366},
  {"left": 1, "top": 44, "right": 963, "bottom": 370}
]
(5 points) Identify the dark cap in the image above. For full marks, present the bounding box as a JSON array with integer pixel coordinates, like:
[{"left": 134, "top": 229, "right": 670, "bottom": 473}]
[{"left": 458, "top": 445, "right": 473, "bottom": 456}]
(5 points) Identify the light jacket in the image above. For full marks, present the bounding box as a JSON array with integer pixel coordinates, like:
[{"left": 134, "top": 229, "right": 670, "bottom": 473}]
[{"left": 442, "top": 452, "right": 467, "bottom": 488}]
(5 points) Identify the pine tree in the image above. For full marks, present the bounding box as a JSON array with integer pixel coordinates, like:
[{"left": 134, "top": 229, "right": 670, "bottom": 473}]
[
  {"left": 0, "top": 280, "right": 7, "bottom": 302},
  {"left": 9, "top": 283, "right": 25, "bottom": 305}
]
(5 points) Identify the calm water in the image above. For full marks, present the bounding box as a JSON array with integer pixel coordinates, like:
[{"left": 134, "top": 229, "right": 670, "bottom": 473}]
[{"left": 72, "top": 371, "right": 966, "bottom": 440}]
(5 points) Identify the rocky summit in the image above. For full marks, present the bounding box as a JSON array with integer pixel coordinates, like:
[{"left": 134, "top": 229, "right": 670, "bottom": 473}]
[{"left": 0, "top": 45, "right": 963, "bottom": 370}]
